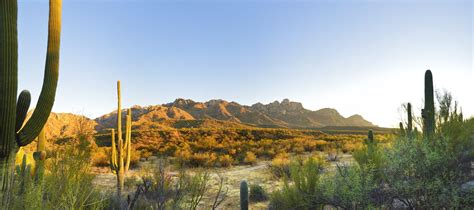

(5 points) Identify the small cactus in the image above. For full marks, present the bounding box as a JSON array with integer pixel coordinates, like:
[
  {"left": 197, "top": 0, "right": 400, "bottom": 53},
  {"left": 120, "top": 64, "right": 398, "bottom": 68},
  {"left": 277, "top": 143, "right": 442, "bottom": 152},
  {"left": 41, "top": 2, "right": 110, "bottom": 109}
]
[{"left": 240, "top": 180, "right": 249, "bottom": 210}]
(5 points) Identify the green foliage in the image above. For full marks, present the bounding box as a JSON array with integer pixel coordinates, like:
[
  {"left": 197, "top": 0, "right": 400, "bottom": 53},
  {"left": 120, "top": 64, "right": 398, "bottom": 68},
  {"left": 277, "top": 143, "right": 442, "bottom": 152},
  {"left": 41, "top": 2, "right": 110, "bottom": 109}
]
[
  {"left": 185, "top": 170, "right": 210, "bottom": 210},
  {"left": 240, "top": 180, "right": 248, "bottom": 210},
  {"left": 6, "top": 135, "right": 107, "bottom": 209},
  {"left": 384, "top": 135, "right": 466, "bottom": 208},
  {"left": 42, "top": 136, "right": 107, "bottom": 209},
  {"left": 270, "top": 158, "right": 326, "bottom": 209},
  {"left": 326, "top": 164, "right": 379, "bottom": 209},
  {"left": 249, "top": 184, "right": 268, "bottom": 203},
  {"left": 132, "top": 161, "right": 211, "bottom": 210},
  {"left": 353, "top": 130, "right": 385, "bottom": 182}
]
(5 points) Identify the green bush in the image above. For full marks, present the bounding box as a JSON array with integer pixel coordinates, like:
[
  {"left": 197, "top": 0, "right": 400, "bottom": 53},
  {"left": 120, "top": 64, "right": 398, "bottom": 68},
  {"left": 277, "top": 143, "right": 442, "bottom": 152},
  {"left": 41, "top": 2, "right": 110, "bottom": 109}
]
[
  {"left": 270, "top": 158, "right": 326, "bottom": 209},
  {"left": 249, "top": 184, "right": 268, "bottom": 202},
  {"left": 7, "top": 136, "right": 108, "bottom": 209},
  {"left": 384, "top": 135, "right": 467, "bottom": 208}
]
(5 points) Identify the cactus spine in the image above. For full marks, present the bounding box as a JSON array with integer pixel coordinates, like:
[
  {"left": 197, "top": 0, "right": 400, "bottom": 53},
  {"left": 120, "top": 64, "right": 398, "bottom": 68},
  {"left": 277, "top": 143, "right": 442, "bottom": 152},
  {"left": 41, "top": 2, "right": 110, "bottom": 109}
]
[
  {"left": 0, "top": 0, "right": 62, "bottom": 197},
  {"left": 110, "top": 81, "right": 132, "bottom": 199},
  {"left": 240, "top": 180, "right": 249, "bottom": 210},
  {"left": 422, "top": 70, "right": 435, "bottom": 138}
]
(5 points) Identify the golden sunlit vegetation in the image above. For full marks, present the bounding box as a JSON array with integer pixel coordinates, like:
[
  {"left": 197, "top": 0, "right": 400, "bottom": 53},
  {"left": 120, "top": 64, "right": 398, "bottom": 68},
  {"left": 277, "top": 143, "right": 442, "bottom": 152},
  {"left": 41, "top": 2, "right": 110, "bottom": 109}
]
[{"left": 93, "top": 128, "right": 392, "bottom": 168}]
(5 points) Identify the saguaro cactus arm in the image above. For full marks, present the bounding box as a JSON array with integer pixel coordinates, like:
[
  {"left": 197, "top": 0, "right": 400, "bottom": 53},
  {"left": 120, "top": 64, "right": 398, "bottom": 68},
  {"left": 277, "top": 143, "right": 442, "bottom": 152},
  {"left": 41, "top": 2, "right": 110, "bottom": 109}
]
[
  {"left": 110, "top": 129, "right": 117, "bottom": 171},
  {"left": 16, "top": 0, "right": 62, "bottom": 146},
  {"left": 124, "top": 108, "right": 132, "bottom": 172},
  {"left": 15, "top": 90, "right": 31, "bottom": 132}
]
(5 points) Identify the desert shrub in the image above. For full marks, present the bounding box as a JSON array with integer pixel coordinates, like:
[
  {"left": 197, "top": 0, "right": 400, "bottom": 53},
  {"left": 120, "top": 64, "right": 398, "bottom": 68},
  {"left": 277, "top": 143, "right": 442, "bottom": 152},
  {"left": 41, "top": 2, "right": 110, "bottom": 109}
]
[
  {"left": 91, "top": 147, "right": 110, "bottom": 167},
  {"left": 324, "top": 164, "right": 380, "bottom": 208},
  {"left": 218, "top": 154, "right": 234, "bottom": 167},
  {"left": 353, "top": 134, "right": 385, "bottom": 182},
  {"left": 132, "top": 160, "right": 185, "bottom": 209},
  {"left": 187, "top": 152, "right": 217, "bottom": 167},
  {"left": 291, "top": 143, "right": 305, "bottom": 154},
  {"left": 270, "top": 158, "right": 326, "bottom": 209},
  {"left": 131, "top": 160, "right": 211, "bottom": 210},
  {"left": 129, "top": 146, "right": 141, "bottom": 167},
  {"left": 249, "top": 184, "right": 268, "bottom": 202},
  {"left": 7, "top": 135, "right": 108, "bottom": 209},
  {"left": 383, "top": 135, "right": 468, "bottom": 208},
  {"left": 140, "top": 150, "right": 153, "bottom": 160},
  {"left": 342, "top": 142, "right": 360, "bottom": 153},
  {"left": 326, "top": 148, "right": 340, "bottom": 162},
  {"left": 174, "top": 146, "right": 193, "bottom": 164},
  {"left": 268, "top": 153, "right": 291, "bottom": 178},
  {"left": 243, "top": 151, "right": 257, "bottom": 165},
  {"left": 270, "top": 157, "right": 379, "bottom": 209},
  {"left": 42, "top": 136, "right": 108, "bottom": 209},
  {"left": 183, "top": 170, "right": 210, "bottom": 209}
]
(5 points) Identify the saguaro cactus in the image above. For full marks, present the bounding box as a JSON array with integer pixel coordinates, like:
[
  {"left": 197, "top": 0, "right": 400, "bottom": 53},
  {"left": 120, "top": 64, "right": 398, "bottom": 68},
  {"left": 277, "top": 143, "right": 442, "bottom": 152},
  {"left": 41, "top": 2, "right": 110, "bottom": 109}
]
[
  {"left": 110, "top": 81, "right": 132, "bottom": 199},
  {"left": 240, "top": 180, "right": 249, "bottom": 210},
  {"left": 422, "top": 70, "right": 435, "bottom": 138},
  {"left": 399, "top": 122, "right": 406, "bottom": 136},
  {"left": 0, "top": 0, "right": 62, "bottom": 195},
  {"left": 407, "top": 103, "right": 413, "bottom": 136},
  {"left": 399, "top": 103, "right": 413, "bottom": 137}
]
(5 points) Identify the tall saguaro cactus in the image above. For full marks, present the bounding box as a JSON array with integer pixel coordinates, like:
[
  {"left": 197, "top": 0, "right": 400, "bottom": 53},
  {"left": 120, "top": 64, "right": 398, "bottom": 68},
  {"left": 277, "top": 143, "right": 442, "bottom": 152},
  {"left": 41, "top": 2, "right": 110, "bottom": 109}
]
[
  {"left": 422, "top": 70, "right": 435, "bottom": 138},
  {"left": 110, "top": 81, "right": 132, "bottom": 199},
  {"left": 0, "top": 0, "right": 62, "bottom": 197}
]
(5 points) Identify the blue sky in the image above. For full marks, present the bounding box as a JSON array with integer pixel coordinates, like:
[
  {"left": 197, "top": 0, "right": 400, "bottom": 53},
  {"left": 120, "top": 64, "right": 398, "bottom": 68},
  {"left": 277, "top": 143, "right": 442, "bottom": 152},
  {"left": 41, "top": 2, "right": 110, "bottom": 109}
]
[{"left": 18, "top": 0, "right": 472, "bottom": 127}]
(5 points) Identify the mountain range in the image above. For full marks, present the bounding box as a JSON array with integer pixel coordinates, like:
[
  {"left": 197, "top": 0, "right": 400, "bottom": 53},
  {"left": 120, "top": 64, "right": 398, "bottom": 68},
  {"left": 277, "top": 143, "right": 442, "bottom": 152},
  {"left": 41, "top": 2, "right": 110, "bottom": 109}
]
[
  {"left": 38, "top": 98, "right": 377, "bottom": 139},
  {"left": 94, "top": 98, "right": 375, "bottom": 131}
]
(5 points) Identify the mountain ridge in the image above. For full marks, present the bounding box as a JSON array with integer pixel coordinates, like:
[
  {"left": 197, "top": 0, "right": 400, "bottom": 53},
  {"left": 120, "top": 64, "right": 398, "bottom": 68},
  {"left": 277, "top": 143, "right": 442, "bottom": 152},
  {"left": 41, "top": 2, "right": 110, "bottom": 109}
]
[{"left": 94, "top": 98, "right": 375, "bottom": 131}]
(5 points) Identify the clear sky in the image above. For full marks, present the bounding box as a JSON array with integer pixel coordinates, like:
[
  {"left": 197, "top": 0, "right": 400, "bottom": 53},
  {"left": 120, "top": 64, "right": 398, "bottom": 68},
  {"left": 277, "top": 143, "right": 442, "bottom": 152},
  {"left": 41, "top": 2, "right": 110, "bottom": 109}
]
[{"left": 18, "top": 0, "right": 472, "bottom": 127}]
